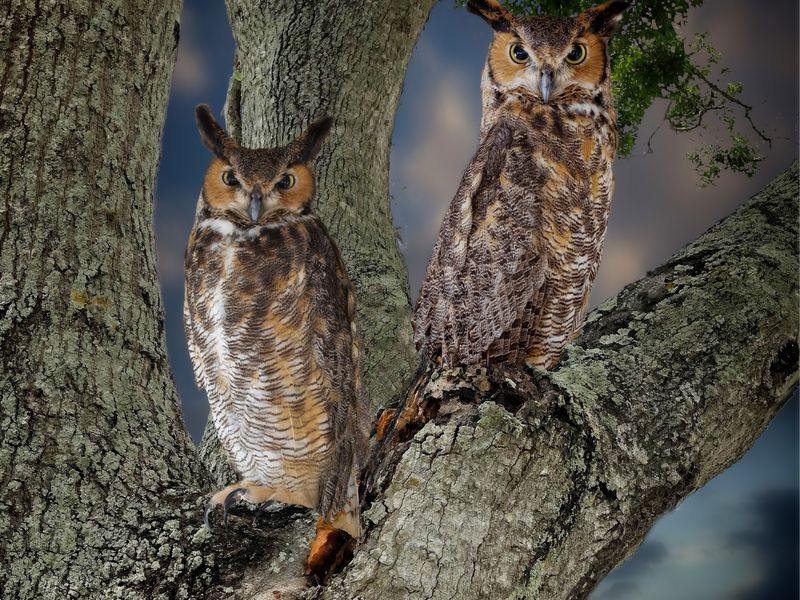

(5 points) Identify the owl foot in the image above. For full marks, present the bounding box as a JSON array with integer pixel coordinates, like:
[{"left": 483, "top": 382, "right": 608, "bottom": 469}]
[
  {"left": 203, "top": 488, "right": 244, "bottom": 530},
  {"left": 304, "top": 518, "right": 354, "bottom": 583},
  {"left": 203, "top": 481, "right": 275, "bottom": 530}
]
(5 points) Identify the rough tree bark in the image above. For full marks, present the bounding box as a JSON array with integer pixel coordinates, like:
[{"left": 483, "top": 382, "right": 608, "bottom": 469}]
[
  {"left": 1, "top": 1, "right": 797, "bottom": 599},
  {"left": 0, "top": 1, "right": 211, "bottom": 597},
  {"left": 0, "top": 2, "right": 319, "bottom": 598}
]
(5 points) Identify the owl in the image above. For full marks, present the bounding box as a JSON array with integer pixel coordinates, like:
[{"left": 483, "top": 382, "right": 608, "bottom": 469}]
[
  {"left": 184, "top": 105, "right": 370, "bottom": 543},
  {"left": 413, "top": 0, "right": 628, "bottom": 370}
]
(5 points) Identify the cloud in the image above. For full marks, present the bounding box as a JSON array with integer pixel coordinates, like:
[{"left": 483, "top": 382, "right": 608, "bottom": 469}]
[
  {"left": 591, "top": 580, "right": 642, "bottom": 600},
  {"left": 399, "top": 74, "right": 477, "bottom": 216},
  {"left": 399, "top": 73, "right": 477, "bottom": 290},
  {"left": 154, "top": 200, "right": 196, "bottom": 285},
  {"left": 589, "top": 237, "right": 647, "bottom": 307},
  {"left": 391, "top": 41, "right": 481, "bottom": 297},
  {"left": 172, "top": 7, "right": 209, "bottom": 94},
  {"left": 591, "top": 541, "right": 669, "bottom": 600},
  {"left": 616, "top": 541, "right": 670, "bottom": 576},
  {"left": 174, "top": 45, "right": 209, "bottom": 94},
  {"left": 728, "top": 489, "right": 799, "bottom": 599}
]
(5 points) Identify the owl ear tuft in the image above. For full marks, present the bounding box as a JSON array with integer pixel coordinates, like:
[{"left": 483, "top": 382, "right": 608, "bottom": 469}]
[
  {"left": 195, "top": 104, "right": 236, "bottom": 160},
  {"left": 467, "top": 0, "right": 514, "bottom": 32},
  {"left": 294, "top": 116, "right": 334, "bottom": 164},
  {"left": 585, "top": 1, "right": 630, "bottom": 37}
]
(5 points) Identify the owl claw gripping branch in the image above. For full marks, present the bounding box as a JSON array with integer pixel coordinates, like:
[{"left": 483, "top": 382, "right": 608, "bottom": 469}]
[
  {"left": 184, "top": 105, "right": 370, "bottom": 575},
  {"left": 202, "top": 487, "right": 245, "bottom": 530}
]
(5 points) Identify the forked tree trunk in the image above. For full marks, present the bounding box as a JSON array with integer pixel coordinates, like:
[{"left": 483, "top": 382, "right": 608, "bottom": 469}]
[{"left": 0, "top": 1, "right": 797, "bottom": 599}]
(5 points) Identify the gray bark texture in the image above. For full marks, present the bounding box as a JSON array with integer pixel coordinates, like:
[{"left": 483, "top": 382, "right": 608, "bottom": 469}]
[
  {"left": 316, "top": 162, "right": 799, "bottom": 600},
  {"left": 0, "top": 0, "right": 209, "bottom": 597},
  {"left": 0, "top": 0, "right": 797, "bottom": 598}
]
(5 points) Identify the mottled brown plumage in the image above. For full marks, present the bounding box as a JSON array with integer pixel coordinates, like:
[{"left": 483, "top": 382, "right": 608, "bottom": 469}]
[
  {"left": 414, "top": 0, "right": 628, "bottom": 370},
  {"left": 184, "top": 105, "right": 369, "bottom": 538}
]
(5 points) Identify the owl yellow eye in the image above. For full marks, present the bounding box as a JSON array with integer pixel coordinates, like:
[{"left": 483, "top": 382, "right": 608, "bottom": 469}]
[
  {"left": 221, "top": 170, "right": 239, "bottom": 187},
  {"left": 276, "top": 173, "right": 296, "bottom": 190},
  {"left": 509, "top": 43, "right": 530, "bottom": 64},
  {"left": 565, "top": 43, "right": 587, "bottom": 65}
]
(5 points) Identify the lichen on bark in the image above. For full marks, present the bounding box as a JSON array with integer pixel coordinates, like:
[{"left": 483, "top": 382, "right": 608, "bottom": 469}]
[
  {"left": 0, "top": 0, "right": 796, "bottom": 597},
  {"left": 317, "top": 163, "right": 798, "bottom": 600}
]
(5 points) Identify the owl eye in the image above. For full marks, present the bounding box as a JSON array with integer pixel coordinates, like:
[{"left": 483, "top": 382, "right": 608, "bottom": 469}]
[
  {"left": 276, "top": 173, "right": 296, "bottom": 190},
  {"left": 509, "top": 43, "right": 530, "bottom": 64},
  {"left": 221, "top": 170, "right": 239, "bottom": 187},
  {"left": 565, "top": 43, "right": 587, "bottom": 65}
]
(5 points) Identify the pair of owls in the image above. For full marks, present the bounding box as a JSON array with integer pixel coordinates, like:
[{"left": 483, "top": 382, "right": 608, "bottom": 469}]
[{"left": 184, "top": 0, "right": 627, "bottom": 557}]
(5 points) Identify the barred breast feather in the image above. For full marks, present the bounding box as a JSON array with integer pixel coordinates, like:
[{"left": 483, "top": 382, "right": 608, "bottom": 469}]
[
  {"left": 414, "top": 100, "right": 616, "bottom": 370},
  {"left": 184, "top": 210, "right": 369, "bottom": 524}
]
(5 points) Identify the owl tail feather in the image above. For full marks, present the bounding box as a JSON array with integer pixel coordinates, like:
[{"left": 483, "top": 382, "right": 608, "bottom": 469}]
[
  {"left": 305, "top": 471, "right": 360, "bottom": 581},
  {"left": 305, "top": 517, "right": 355, "bottom": 582},
  {"left": 329, "top": 467, "right": 361, "bottom": 538},
  {"left": 374, "top": 359, "right": 432, "bottom": 447},
  {"left": 330, "top": 506, "right": 361, "bottom": 538}
]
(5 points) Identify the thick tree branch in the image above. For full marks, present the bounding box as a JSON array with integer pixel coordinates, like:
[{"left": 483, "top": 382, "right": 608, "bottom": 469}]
[{"left": 310, "top": 162, "right": 798, "bottom": 599}]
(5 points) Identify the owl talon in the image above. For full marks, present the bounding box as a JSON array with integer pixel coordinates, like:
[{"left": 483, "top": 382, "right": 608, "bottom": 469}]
[
  {"left": 223, "top": 488, "right": 246, "bottom": 527},
  {"left": 203, "top": 503, "right": 214, "bottom": 530}
]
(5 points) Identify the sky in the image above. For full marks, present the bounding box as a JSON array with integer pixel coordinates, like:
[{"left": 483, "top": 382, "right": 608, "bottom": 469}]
[{"left": 153, "top": 1, "right": 799, "bottom": 597}]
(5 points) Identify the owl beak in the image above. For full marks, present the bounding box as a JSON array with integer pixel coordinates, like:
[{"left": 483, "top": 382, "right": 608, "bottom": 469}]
[
  {"left": 539, "top": 68, "right": 553, "bottom": 104},
  {"left": 249, "top": 192, "right": 262, "bottom": 222}
]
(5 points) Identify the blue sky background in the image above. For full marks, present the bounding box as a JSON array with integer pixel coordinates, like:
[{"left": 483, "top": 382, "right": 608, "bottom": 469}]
[{"left": 154, "top": 2, "right": 798, "bottom": 597}]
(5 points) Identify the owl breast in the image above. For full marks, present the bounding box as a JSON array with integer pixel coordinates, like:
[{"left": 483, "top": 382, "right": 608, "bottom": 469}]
[
  {"left": 414, "top": 101, "right": 617, "bottom": 369},
  {"left": 498, "top": 106, "right": 615, "bottom": 367},
  {"left": 185, "top": 217, "right": 350, "bottom": 508}
]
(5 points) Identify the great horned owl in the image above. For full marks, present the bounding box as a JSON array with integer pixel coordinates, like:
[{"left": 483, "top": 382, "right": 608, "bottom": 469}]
[
  {"left": 413, "top": 0, "right": 628, "bottom": 370},
  {"left": 184, "top": 105, "right": 369, "bottom": 540}
]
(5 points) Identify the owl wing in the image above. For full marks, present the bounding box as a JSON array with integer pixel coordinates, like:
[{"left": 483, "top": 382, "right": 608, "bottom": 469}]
[
  {"left": 413, "top": 118, "right": 546, "bottom": 365},
  {"left": 305, "top": 220, "right": 370, "bottom": 522}
]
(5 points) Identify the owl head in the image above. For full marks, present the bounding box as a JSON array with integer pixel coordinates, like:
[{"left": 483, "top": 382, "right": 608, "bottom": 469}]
[
  {"left": 468, "top": 0, "right": 629, "bottom": 104},
  {"left": 195, "top": 105, "right": 333, "bottom": 223}
]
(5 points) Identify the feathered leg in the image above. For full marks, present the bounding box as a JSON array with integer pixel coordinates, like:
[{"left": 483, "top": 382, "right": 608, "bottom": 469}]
[
  {"left": 203, "top": 481, "right": 313, "bottom": 529},
  {"left": 305, "top": 467, "right": 360, "bottom": 581}
]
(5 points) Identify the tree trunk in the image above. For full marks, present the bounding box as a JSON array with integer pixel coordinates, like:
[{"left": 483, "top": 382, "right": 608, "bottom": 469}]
[
  {"left": 0, "top": 0, "right": 796, "bottom": 598},
  {"left": 0, "top": 0, "right": 210, "bottom": 596}
]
